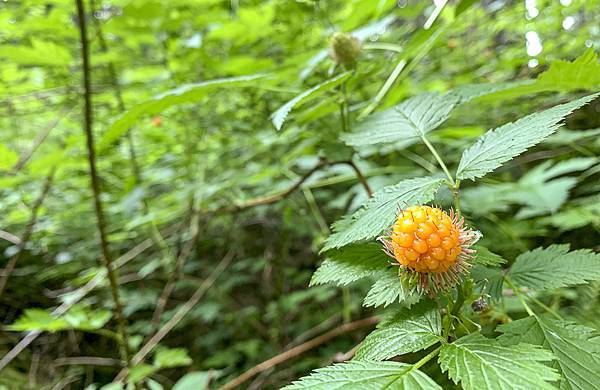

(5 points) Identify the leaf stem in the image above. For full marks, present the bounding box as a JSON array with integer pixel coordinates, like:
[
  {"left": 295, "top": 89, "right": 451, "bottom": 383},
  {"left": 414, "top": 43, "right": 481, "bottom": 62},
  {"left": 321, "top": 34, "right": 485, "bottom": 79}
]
[
  {"left": 421, "top": 135, "right": 455, "bottom": 186},
  {"left": 504, "top": 277, "right": 535, "bottom": 316},
  {"left": 412, "top": 345, "right": 442, "bottom": 371}
]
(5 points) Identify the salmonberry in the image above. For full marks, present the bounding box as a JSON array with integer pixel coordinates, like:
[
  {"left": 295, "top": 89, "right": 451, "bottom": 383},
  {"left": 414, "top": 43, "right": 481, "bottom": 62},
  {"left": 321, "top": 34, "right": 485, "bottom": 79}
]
[
  {"left": 329, "top": 32, "right": 361, "bottom": 66},
  {"left": 379, "top": 205, "right": 480, "bottom": 293}
]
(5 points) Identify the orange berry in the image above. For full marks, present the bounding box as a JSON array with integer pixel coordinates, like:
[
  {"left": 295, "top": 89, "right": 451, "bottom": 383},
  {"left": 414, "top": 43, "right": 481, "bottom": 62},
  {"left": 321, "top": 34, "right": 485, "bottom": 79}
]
[
  {"left": 405, "top": 248, "right": 419, "bottom": 261},
  {"left": 416, "top": 222, "right": 435, "bottom": 239},
  {"left": 393, "top": 232, "right": 413, "bottom": 247},
  {"left": 441, "top": 237, "right": 455, "bottom": 250},
  {"left": 427, "top": 233, "right": 441, "bottom": 247},
  {"left": 413, "top": 239, "right": 428, "bottom": 254},
  {"left": 431, "top": 247, "right": 446, "bottom": 260},
  {"left": 387, "top": 205, "right": 467, "bottom": 274}
]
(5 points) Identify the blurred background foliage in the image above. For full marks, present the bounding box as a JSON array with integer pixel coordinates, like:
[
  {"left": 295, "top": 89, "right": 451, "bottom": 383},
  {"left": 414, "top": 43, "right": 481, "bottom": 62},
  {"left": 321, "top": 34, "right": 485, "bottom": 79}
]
[{"left": 0, "top": 0, "right": 599, "bottom": 388}]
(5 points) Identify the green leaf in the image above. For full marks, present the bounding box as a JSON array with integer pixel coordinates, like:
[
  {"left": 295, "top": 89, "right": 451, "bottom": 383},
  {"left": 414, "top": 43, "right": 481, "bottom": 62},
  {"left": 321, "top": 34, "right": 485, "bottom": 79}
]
[
  {"left": 470, "top": 265, "right": 504, "bottom": 302},
  {"left": 6, "top": 306, "right": 111, "bottom": 332},
  {"left": 507, "top": 245, "right": 600, "bottom": 291},
  {"left": 154, "top": 348, "right": 192, "bottom": 368},
  {"left": 323, "top": 177, "right": 443, "bottom": 250},
  {"left": 271, "top": 72, "right": 351, "bottom": 130},
  {"left": 129, "top": 364, "right": 158, "bottom": 383},
  {"left": 537, "top": 49, "right": 600, "bottom": 92},
  {"left": 0, "top": 39, "right": 72, "bottom": 66},
  {"left": 173, "top": 372, "right": 213, "bottom": 390},
  {"left": 473, "top": 245, "right": 506, "bottom": 267},
  {"left": 98, "top": 74, "right": 264, "bottom": 152},
  {"left": 355, "top": 300, "right": 442, "bottom": 361},
  {"left": 498, "top": 315, "right": 600, "bottom": 390},
  {"left": 451, "top": 81, "right": 533, "bottom": 103},
  {"left": 439, "top": 333, "right": 560, "bottom": 390},
  {"left": 456, "top": 93, "right": 599, "bottom": 181},
  {"left": 0, "top": 144, "right": 18, "bottom": 170},
  {"left": 282, "top": 360, "right": 442, "bottom": 389},
  {"left": 342, "top": 92, "right": 459, "bottom": 147},
  {"left": 363, "top": 269, "right": 420, "bottom": 308},
  {"left": 310, "top": 243, "right": 389, "bottom": 287}
]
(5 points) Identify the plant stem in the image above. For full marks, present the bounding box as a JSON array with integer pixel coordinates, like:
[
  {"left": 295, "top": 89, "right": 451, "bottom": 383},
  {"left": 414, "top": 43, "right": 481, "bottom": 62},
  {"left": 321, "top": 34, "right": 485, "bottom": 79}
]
[
  {"left": 504, "top": 277, "right": 535, "bottom": 316},
  {"left": 421, "top": 135, "right": 455, "bottom": 186},
  {"left": 527, "top": 294, "right": 563, "bottom": 320},
  {"left": 412, "top": 346, "right": 442, "bottom": 371},
  {"left": 75, "top": 0, "right": 132, "bottom": 370}
]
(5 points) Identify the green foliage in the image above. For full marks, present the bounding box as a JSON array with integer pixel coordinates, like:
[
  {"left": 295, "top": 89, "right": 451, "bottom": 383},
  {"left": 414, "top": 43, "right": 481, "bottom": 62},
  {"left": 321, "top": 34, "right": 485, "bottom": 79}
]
[
  {"left": 456, "top": 94, "right": 598, "bottom": 180},
  {"left": 342, "top": 92, "right": 459, "bottom": 146},
  {"left": 271, "top": 72, "right": 351, "bottom": 130},
  {"left": 283, "top": 360, "right": 441, "bottom": 390},
  {"left": 507, "top": 245, "right": 600, "bottom": 290},
  {"left": 98, "top": 74, "right": 265, "bottom": 152},
  {"left": 310, "top": 243, "right": 388, "bottom": 287},
  {"left": 6, "top": 305, "right": 111, "bottom": 332},
  {"left": 355, "top": 300, "right": 442, "bottom": 361},
  {"left": 438, "top": 333, "right": 560, "bottom": 390},
  {"left": 2, "top": 0, "right": 600, "bottom": 388},
  {"left": 498, "top": 315, "right": 600, "bottom": 390},
  {"left": 323, "top": 177, "right": 444, "bottom": 250}
]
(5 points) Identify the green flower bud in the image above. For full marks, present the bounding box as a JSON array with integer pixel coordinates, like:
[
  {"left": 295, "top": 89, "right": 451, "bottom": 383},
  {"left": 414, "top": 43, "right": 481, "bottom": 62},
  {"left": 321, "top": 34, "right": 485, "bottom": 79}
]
[{"left": 329, "top": 32, "right": 361, "bottom": 66}]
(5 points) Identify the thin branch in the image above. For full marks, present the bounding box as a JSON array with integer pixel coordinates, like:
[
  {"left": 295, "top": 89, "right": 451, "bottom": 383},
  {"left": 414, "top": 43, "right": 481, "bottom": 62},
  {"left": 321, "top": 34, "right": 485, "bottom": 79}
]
[
  {"left": 75, "top": 0, "right": 132, "bottom": 369},
  {"left": 113, "top": 251, "right": 235, "bottom": 383},
  {"left": 0, "top": 225, "right": 178, "bottom": 372},
  {"left": 0, "top": 169, "right": 55, "bottom": 299},
  {"left": 11, "top": 105, "right": 73, "bottom": 173},
  {"left": 345, "top": 160, "right": 372, "bottom": 197},
  {"left": 219, "top": 316, "right": 381, "bottom": 390},
  {"left": 0, "top": 230, "right": 21, "bottom": 245},
  {"left": 148, "top": 212, "right": 200, "bottom": 333},
  {"left": 54, "top": 357, "right": 122, "bottom": 367}
]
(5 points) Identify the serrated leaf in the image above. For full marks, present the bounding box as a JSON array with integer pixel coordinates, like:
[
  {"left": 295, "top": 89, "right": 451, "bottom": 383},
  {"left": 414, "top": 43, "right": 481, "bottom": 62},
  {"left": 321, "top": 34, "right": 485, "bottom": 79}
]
[
  {"left": 310, "top": 243, "right": 389, "bottom": 287},
  {"left": 173, "top": 372, "right": 213, "bottom": 390},
  {"left": 537, "top": 49, "right": 600, "bottom": 92},
  {"left": 271, "top": 72, "right": 351, "bottom": 130},
  {"left": 507, "top": 245, "right": 600, "bottom": 291},
  {"left": 355, "top": 300, "right": 442, "bottom": 361},
  {"left": 342, "top": 92, "right": 459, "bottom": 147},
  {"left": 456, "top": 93, "right": 598, "bottom": 181},
  {"left": 98, "top": 74, "right": 264, "bottom": 152},
  {"left": 0, "top": 39, "right": 72, "bottom": 66},
  {"left": 439, "top": 333, "right": 560, "bottom": 390},
  {"left": 470, "top": 265, "right": 504, "bottom": 302},
  {"left": 473, "top": 245, "right": 506, "bottom": 266},
  {"left": 451, "top": 81, "right": 533, "bottom": 103},
  {"left": 498, "top": 315, "right": 600, "bottom": 390},
  {"left": 323, "top": 177, "right": 443, "bottom": 250},
  {"left": 363, "top": 269, "right": 420, "bottom": 308},
  {"left": 6, "top": 305, "right": 112, "bottom": 332},
  {"left": 283, "top": 360, "right": 442, "bottom": 390}
]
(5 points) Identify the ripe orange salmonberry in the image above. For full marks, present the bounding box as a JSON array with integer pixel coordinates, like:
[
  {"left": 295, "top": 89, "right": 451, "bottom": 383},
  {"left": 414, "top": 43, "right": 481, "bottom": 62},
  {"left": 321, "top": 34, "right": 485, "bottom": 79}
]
[{"left": 379, "top": 205, "right": 480, "bottom": 293}]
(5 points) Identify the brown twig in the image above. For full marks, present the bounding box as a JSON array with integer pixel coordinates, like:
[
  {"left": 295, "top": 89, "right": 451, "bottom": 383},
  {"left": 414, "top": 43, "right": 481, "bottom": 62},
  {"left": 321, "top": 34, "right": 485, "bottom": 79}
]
[
  {"left": 75, "top": 0, "right": 132, "bottom": 369},
  {"left": 0, "top": 169, "right": 55, "bottom": 299},
  {"left": 219, "top": 316, "right": 381, "bottom": 390},
  {"left": 0, "top": 228, "right": 168, "bottom": 372},
  {"left": 114, "top": 250, "right": 235, "bottom": 383},
  {"left": 0, "top": 229, "right": 21, "bottom": 245},
  {"left": 345, "top": 160, "right": 373, "bottom": 197},
  {"left": 149, "top": 213, "right": 200, "bottom": 333},
  {"left": 54, "top": 356, "right": 122, "bottom": 367}
]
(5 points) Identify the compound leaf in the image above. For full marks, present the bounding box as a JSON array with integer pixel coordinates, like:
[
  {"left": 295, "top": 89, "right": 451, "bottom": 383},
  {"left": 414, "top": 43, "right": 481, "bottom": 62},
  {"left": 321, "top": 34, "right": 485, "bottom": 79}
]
[
  {"left": 355, "top": 300, "right": 442, "bottom": 361},
  {"left": 456, "top": 93, "right": 598, "bottom": 180},
  {"left": 507, "top": 245, "right": 600, "bottom": 291},
  {"left": 323, "top": 177, "right": 443, "bottom": 250},
  {"left": 498, "top": 315, "right": 600, "bottom": 390},
  {"left": 439, "top": 333, "right": 560, "bottom": 390},
  {"left": 283, "top": 360, "right": 442, "bottom": 390}
]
